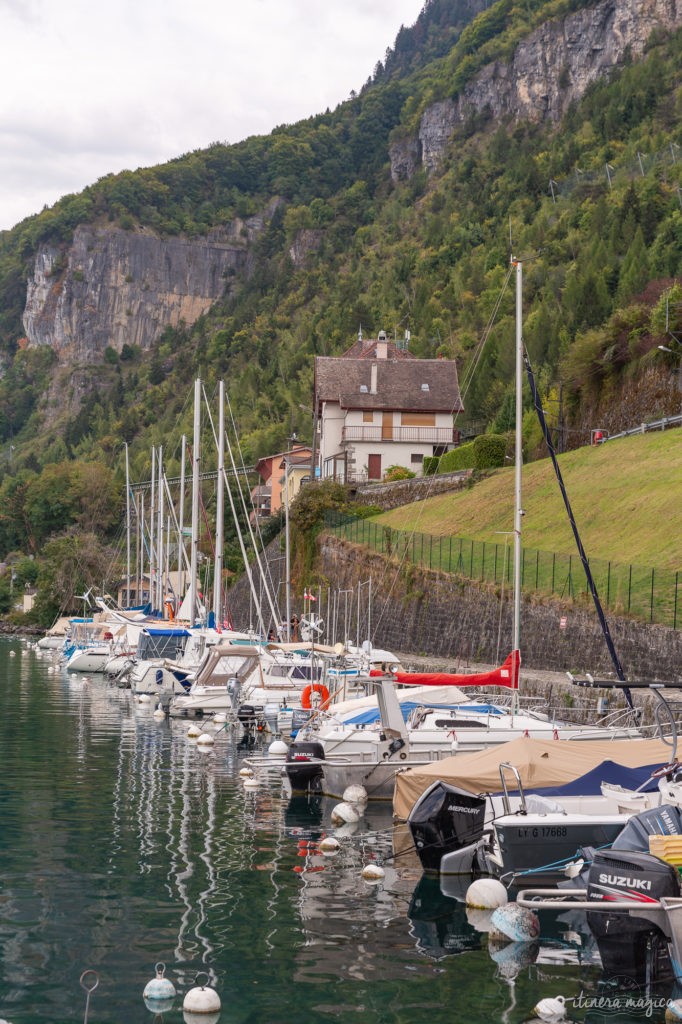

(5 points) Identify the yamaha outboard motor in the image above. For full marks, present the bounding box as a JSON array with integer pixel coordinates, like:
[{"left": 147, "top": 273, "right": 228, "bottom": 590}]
[
  {"left": 586, "top": 843, "right": 681, "bottom": 987},
  {"left": 285, "top": 741, "right": 325, "bottom": 793},
  {"left": 408, "top": 781, "right": 487, "bottom": 873}
]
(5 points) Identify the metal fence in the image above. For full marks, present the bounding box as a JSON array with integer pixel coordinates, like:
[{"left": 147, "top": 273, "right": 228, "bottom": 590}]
[{"left": 325, "top": 511, "right": 681, "bottom": 630}]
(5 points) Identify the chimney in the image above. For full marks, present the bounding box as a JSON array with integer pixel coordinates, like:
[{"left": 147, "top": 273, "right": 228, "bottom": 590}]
[
  {"left": 370, "top": 362, "right": 378, "bottom": 395},
  {"left": 376, "top": 329, "right": 388, "bottom": 360}
]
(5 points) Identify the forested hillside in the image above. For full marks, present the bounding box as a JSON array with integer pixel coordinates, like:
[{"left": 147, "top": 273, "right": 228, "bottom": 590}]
[{"left": 0, "top": 0, "right": 680, "bottom": 621}]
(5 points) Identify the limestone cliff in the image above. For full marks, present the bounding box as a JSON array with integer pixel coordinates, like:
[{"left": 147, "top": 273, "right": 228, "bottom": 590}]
[
  {"left": 391, "top": 0, "right": 682, "bottom": 180},
  {"left": 22, "top": 206, "right": 275, "bottom": 363}
]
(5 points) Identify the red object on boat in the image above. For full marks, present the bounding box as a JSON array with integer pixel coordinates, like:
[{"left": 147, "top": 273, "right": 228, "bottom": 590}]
[{"left": 393, "top": 650, "right": 520, "bottom": 690}]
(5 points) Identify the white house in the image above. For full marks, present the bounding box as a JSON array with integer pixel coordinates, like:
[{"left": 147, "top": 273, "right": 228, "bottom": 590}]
[{"left": 313, "top": 332, "right": 463, "bottom": 482}]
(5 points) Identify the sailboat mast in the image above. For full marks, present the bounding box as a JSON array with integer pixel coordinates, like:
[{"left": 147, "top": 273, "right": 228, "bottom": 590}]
[
  {"left": 189, "top": 379, "right": 201, "bottom": 627},
  {"left": 213, "top": 381, "right": 225, "bottom": 626},
  {"left": 124, "top": 442, "right": 131, "bottom": 607},
  {"left": 513, "top": 257, "right": 523, "bottom": 659}
]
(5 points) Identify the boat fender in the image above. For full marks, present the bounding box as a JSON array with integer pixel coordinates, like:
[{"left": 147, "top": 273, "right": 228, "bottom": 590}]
[{"left": 301, "top": 683, "right": 330, "bottom": 710}]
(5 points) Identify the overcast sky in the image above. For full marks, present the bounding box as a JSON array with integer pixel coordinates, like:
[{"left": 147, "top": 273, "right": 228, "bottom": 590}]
[{"left": 1, "top": 0, "right": 423, "bottom": 232}]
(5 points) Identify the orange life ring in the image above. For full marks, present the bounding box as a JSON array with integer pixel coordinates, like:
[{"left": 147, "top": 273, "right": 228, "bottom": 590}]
[{"left": 301, "top": 683, "right": 330, "bottom": 710}]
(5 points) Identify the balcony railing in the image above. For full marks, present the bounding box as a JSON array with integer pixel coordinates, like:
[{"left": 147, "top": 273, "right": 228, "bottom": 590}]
[{"left": 341, "top": 425, "right": 457, "bottom": 444}]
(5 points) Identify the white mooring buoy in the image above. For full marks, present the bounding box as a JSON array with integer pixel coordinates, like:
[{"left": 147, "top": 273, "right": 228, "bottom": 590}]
[
  {"left": 532, "top": 994, "right": 567, "bottom": 1021},
  {"left": 465, "top": 878, "right": 508, "bottom": 911},
  {"left": 342, "top": 784, "right": 368, "bottom": 805},
  {"left": 330, "top": 802, "right": 359, "bottom": 826},
  {"left": 187, "top": 723, "right": 202, "bottom": 738},
  {"left": 238, "top": 767, "right": 253, "bottom": 777},
  {"left": 268, "top": 739, "right": 288, "bottom": 757},
  {"left": 361, "top": 863, "right": 385, "bottom": 883},
  {"left": 319, "top": 836, "right": 341, "bottom": 856},
  {"left": 143, "top": 961, "right": 177, "bottom": 1002},
  {"left": 196, "top": 732, "right": 215, "bottom": 746},
  {"left": 183, "top": 972, "right": 221, "bottom": 1016},
  {"left": 243, "top": 776, "right": 259, "bottom": 789}
]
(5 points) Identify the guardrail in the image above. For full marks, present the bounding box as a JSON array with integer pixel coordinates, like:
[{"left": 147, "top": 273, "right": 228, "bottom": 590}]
[{"left": 604, "top": 413, "right": 682, "bottom": 442}]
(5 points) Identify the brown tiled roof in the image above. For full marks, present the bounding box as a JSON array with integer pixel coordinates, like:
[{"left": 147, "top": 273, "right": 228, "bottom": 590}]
[{"left": 314, "top": 356, "right": 463, "bottom": 413}]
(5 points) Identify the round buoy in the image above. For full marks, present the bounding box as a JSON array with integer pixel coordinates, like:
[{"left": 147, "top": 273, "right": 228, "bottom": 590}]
[
  {"left": 465, "top": 878, "right": 508, "bottom": 910},
  {"left": 319, "top": 836, "right": 341, "bottom": 856},
  {"left": 143, "top": 962, "right": 177, "bottom": 1002},
  {"left": 342, "top": 784, "right": 368, "bottom": 805},
  {"left": 187, "top": 723, "right": 202, "bottom": 738},
  {"left": 490, "top": 902, "right": 540, "bottom": 943},
  {"left": 183, "top": 973, "right": 221, "bottom": 1015},
  {"left": 213, "top": 712, "right": 226, "bottom": 724},
  {"left": 330, "top": 802, "right": 359, "bottom": 826},
  {"left": 533, "top": 995, "right": 567, "bottom": 1021},
  {"left": 9, "top": 651, "right": 15, "bottom": 658},
  {"left": 145, "top": 996, "right": 175, "bottom": 1014},
  {"left": 138, "top": 693, "right": 151, "bottom": 703},
  {"left": 361, "top": 863, "right": 385, "bottom": 883},
  {"left": 184, "top": 1012, "right": 221, "bottom": 1024},
  {"left": 196, "top": 733, "right": 215, "bottom": 746},
  {"left": 238, "top": 767, "right": 253, "bottom": 777},
  {"left": 268, "top": 740, "right": 288, "bottom": 757},
  {"left": 243, "top": 776, "right": 259, "bottom": 789},
  {"left": 153, "top": 707, "right": 165, "bottom": 720}
]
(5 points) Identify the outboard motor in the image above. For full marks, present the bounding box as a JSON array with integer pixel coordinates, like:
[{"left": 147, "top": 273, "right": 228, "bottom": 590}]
[
  {"left": 227, "top": 677, "right": 241, "bottom": 713},
  {"left": 285, "top": 741, "right": 325, "bottom": 793},
  {"left": 586, "top": 843, "right": 681, "bottom": 987},
  {"left": 238, "top": 703, "right": 258, "bottom": 729},
  {"left": 408, "top": 781, "right": 487, "bottom": 873}
]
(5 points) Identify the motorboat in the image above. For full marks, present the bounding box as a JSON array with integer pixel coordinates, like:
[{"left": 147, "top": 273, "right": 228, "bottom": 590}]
[
  {"left": 283, "top": 653, "right": 644, "bottom": 801},
  {"left": 397, "top": 734, "right": 678, "bottom": 880}
]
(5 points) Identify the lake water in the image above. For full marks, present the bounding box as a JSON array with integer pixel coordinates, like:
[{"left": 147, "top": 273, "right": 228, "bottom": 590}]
[{"left": 0, "top": 636, "right": 675, "bottom": 1023}]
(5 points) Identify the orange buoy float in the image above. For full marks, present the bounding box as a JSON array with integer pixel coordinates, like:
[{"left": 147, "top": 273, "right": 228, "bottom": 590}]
[{"left": 301, "top": 683, "right": 330, "bottom": 710}]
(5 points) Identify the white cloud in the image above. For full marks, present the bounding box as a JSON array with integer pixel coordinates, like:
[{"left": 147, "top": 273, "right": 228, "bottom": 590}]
[{"left": 0, "top": 0, "right": 422, "bottom": 230}]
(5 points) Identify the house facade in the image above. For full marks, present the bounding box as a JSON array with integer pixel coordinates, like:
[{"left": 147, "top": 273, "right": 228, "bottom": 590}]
[
  {"left": 313, "top": 333, "right": 463, "bottom": 482},
  {"left": 252, "top": 446, "right": 313, "bottom": 521}
]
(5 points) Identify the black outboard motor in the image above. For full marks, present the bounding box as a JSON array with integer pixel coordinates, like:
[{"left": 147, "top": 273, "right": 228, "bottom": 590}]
[
  {"left": 586, "top": 845, "right": 681, "bottom": 987},
  {"left": 238, "top": 703, "right": 258, "bottom": 729},
  {"left": 408, "top": 781, "right": 487, "bottom": 873},
  {"left": 285, "top": 741, "right": 325, "bottom": 793},
  {"left": 612, "top": 803, "right": 682, "bottom": 852}
]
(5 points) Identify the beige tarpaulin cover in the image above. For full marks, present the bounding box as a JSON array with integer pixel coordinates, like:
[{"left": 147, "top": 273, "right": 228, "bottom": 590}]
[{"left": 393, "top": 735, "right": 673, "bottom": 820}]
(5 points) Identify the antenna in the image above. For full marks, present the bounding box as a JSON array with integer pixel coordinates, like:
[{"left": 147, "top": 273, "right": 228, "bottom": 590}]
[{"left": 509, "top": 216, "right": 513, "bottom": 253}]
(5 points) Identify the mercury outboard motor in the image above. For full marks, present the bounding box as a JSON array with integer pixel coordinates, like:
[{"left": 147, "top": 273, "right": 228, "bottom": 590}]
[
  {"left": 408, "top": 781, "right": 487, "bottom": 873},
  {"left": 586, "top": 845, "right": 681, "bottom": 987},
  {"left": 285, "top": 741, "right": 325, "bottom": 793}
]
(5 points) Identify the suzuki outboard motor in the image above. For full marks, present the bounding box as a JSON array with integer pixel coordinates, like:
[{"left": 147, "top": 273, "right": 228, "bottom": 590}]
[
  {"left": 586, "top": 847, "right": 680, "bottom": 987},
  {"left": 227, "top": 677, "right": 241, "bottom": 713},
  {"left": 408, "top": 781, "right": 487, "bottom": 873},
  {"left": 285, "top": 741, "right": 325, "bottom": 793}
]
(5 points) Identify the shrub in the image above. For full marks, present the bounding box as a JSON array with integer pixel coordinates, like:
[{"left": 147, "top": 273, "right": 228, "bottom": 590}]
[
  {"left": 473, "top": 433, "right": 506, "bottom": 468},
  {"left": 438, "top": 442, "right": 476, "bottom": 472},
  {"left": 423, "top": 456, "right": 439, "bottom": 475},
  {"left": 384, "top": 465, "right": 415, "bottom": 481}
]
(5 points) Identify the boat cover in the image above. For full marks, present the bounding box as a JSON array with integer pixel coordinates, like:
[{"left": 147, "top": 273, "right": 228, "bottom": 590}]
[
  {"left": 393, "top": 650, "right": 520, "bottom": 689},
  {"left": 343, "top": 702, "right": 505, "bottom": 726},
  {"left": 393, "top": 735, "right": 673, "bottom": 819}
]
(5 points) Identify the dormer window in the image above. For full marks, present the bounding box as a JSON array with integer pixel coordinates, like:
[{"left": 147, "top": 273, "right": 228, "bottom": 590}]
[
  {"left": 360, "top": 384, "right": 368, "bottom": 393},
  {"left": 421, "top": 383, "right": 430, "bottom": 391}
]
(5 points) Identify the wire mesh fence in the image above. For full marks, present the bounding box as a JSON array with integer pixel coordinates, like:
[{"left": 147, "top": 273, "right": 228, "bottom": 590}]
[{"left": 325, "top": 511, "right": 681, "bottom": 630}]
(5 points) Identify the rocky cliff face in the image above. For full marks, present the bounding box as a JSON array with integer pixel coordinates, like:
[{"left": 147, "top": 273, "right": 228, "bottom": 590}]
[
  {"left": 22, "top": 206, "right": 275, "bottom": 363},
  {"left": 391, "top": 0, "right": 682, "bottom": 179}
]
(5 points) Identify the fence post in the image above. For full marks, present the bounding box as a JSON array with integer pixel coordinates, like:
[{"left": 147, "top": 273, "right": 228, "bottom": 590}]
[
  {"left": 494, "top": 544, "right": 498, "bottom": 583},
  {"left": 650, "top": 568, "right": 655, "bottom": 623},
  {"left": 667, "top": 573, "right": 675, "bottom": 626},
  {"left": 482, "top": 541, "right": 486, "bottom": 581},
  {"left": 628, "top": 564, "right": 632, "bottom": 613},
  {"left": 449, "top": 536, "right": 453, "bottom": 572},
  {"left": 469, "top": 539, "right": 474, "bottom": 578},
  {"left": 535, "top": 550, "right": 539, "bottom": 589},
  {"left": 429, "top": 534, "right": 433, "bottom": 569},
  {"left": 552, "top": 553, "right": 555, "bottom": 595},
  {"left": 607, "top": 561, "right": 611, "bottom": 607}
]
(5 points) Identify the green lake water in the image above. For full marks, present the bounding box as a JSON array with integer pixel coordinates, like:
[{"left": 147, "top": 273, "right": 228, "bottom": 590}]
[{"left": 0, "top": 636, "right": 674, "bottom": 1023}]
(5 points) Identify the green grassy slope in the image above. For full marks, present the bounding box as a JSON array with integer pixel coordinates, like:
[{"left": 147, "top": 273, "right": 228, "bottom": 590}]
[{"left": 376, "top": 429, "right": 682, "bottom": 570}]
